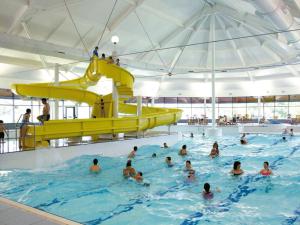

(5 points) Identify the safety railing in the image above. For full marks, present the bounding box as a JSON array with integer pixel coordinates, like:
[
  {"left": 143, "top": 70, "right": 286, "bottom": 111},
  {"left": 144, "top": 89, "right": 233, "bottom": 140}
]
[{"left": 0, "top": 120, "right": 38, "bottom": 154}]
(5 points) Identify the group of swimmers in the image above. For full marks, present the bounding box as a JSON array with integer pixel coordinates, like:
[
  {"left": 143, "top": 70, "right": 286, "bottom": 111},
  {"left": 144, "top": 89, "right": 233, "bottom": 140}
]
[
  {"left": 89, "top": 133, "right": 276, "bottom": 200},
  {"left": 282, "top": 128, "right": 294, "bottom": 136}
]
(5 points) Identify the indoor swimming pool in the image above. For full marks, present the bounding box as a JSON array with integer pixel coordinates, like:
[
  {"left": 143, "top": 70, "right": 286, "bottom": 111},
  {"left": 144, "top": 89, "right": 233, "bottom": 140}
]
[{"left": 0, "top": 134, "right": 300, "bottom": 225}]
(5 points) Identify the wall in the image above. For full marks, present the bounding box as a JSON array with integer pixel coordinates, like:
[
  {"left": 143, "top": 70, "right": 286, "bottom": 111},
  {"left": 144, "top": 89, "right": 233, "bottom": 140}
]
[{"left": 0, "top": 134, "right": 179, "bottom": 170}]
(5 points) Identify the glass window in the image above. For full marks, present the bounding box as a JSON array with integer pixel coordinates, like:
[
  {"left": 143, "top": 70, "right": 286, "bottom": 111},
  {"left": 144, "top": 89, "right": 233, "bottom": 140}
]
[
  {"left": 0, "top": 89, "right": 13, "bottom": 97},
  {"left": 262, "top": 96, "right": 275, "bottom": 103},
  {"left": 289, "top": 107, "right": 300, "bottom": 117},
  {"left": 164, "top": 97, "right": 177, "bottom": 104},
  {"left": 247, "top": 107, "right": 258, "bottom": 119},
  {"left": 191, "top": 97, "right": 204, "bottom": 103},
  {"left": 78, "top": 107, "right": 90, "bottom": 119},
  {"left": 178, "top": 97, "right": 191, "bottom": 104},
  {"left": 179, "top": 107, "right": 192, "bottom": 119},
  {"left": 275, "top": 95, "right": 289, "bottom": 102},
  {"left": 274, "top": 106, "right": 288, "bottom": 119},
  {"left": 155, "top": 97, "right": 164, "bottom": 104},
  {"left": 0, "top": 98, "right": 13, "bottom": 105},
  {"left": 164, "top": 103, "right": 177, "bottom": 109},
  {"left": 290, "top": 95, "right": 300, "bottom": 102},
  {"left": 233, "top": 97, "right": 247, "bottom": 103},
  {"left": 14, "top": 105, "right": 31, "bottom": 123},
  {"left": 32, "top": 105, "right": 41, "bottom": 122},
  {"left": 0, "top": 105, "right": 14, "bottom": 123},
  {"left": 155, "top": 103, "right": 164, "bottom": 108},
  {"left": 191, "top": 108, "right": 204, "bottom": 118},
  {"left": 14, "top": 99, "right": 32, "bottom": 106},
  {"left": 263, "top": 106, "right": 275, "bottom": 119},
  {"left": 218, "top": 107, "right": 232, "bottom": 118}
]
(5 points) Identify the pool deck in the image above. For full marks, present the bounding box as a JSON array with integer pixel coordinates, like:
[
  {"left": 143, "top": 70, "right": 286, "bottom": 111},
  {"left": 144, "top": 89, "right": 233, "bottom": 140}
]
[{"left": 0, "top": 197, "right": 82, "bottom": 225}]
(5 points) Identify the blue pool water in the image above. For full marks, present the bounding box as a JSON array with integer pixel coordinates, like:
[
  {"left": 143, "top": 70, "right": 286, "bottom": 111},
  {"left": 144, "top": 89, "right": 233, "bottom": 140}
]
[{"left": 1, "top": 134, "right": 300, "bottom": 225}]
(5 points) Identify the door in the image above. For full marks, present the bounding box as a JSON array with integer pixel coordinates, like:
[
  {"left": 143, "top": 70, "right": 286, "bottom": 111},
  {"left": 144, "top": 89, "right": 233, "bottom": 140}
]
[{"left": 65, "top": 107, "right": 76, "bottom": 119}]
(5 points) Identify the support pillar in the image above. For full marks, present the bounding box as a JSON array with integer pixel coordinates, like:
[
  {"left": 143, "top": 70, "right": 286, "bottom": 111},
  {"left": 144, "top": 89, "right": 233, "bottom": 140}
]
[
  {"left": 257, "top": 96, "right": 261, "bottom": 123},
  {"left": 137, "top": 96, "right": 142, "bottom": 117},
  {"left": 54, "top": 64, "right": 59, "bottom": 120},
  {"left": 211, "top": 14, "right": 216, "bottom": 128},
  {"left": 204, "top": 97, "right": 207, "bottom": 118},
  {"left": 112, "top": 83, "right": 119, "bottom": 118},
  {"left": 151, "top": 97, "right": 155, "bottom": 107}
]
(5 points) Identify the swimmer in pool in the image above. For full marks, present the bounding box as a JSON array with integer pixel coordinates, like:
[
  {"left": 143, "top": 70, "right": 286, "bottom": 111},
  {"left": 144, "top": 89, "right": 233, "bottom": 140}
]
[
  {"left": 161, "top": 143, "right": 169, "bottom": 148},
  {"left": 90, "top": 158, "right": 101, "bottom": 172},
  {"left": 259, "top": 161, "right": 273, "bottom": 176},
  {"left": 179, "top": 145, "right": 187, "bottom": 156},
  {"left": 209, "top": 142, "right": 219, "bottom": 158},
  {"left": 134, "top": 172, "right": 143, "bottom": 182},
  {"left": 165, "top": 156, "right": 173, "bottom": 167},
  {"left": 202, "top": 183, "right": 220, "bottom": 199},
  {"left": 128, "top": 146, "right": 138, "bottom": 158},
  {"left": 187, "top": 169, "right": 196, "bottom": 182},
  {"left": 152, "top": 153, "right": 157, "bottom": 158},
  {"left": 123, "top": 160, "right": 136, "bottom": 178},
  {"left": 185, "top": 160, "right": 193, "bottom": 171},
  {"left": 231, "top": 161, "right": 244, "bottom": 176},
  {"left": 290, "top": 128, "right": 294, "bottom": 136},
  {"left": 202, "top": 183, "right": 214, "bottom": 199},
  {"left": 240, "top": 133, "right": 248, "bottom": 144},
  {"left": 282, "top": 136, "right": 287, "bottom": 141},
  {"left": 190, "top": 133, "right": 194, "bottom": 138},
  {"left": 282, "top": 128, "right": 288, "bottom": 135}
]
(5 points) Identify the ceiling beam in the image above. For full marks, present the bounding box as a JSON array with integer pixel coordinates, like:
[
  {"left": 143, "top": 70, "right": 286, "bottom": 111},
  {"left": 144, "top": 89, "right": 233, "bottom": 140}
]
[
  {"left": 0, "top": 54, "right": 46, "bottom": 68},
  {"left": 124, "top": 0, "right": 184, "bottom": 27},
  {"left": 217, "top": 15, "right": 254, "bottom": 81},
  {"left": 0, "top": 32, "right": 88, "bottom": 61},
  {"left": 21, "top": 22, "right": 54, "bottom": 78},
  {"left": 44, "top": 17, "right": 67, "bottom": 41},
  {"left": 73, "top": 26, "right": 94, "bottom": 48},
  {"left": 137, "top": 6, "right": 211, "bottom": 61},
  {"left": 6, "top": 1, "right": 30, "bottom": 34},
  {"left": 89, "top": 0, "right": 145, "bottom": 50}
]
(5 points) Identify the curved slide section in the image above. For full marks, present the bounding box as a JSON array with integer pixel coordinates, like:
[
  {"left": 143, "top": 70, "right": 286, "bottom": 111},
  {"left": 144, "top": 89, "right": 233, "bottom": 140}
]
[{"left": 11, "top": 57, "right": 182, "bottom": 148}]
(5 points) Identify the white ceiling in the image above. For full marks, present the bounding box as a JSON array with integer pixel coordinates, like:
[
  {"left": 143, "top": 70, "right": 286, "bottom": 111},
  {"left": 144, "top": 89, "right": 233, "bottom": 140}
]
[{"left": 1, "top": 0, "right": 300, "bottom": 97}]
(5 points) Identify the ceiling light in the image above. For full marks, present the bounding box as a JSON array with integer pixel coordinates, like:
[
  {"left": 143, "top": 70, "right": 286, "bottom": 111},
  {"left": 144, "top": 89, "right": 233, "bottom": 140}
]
[{"left": 111, "top": 35, "right": 119, "bottom": 44}]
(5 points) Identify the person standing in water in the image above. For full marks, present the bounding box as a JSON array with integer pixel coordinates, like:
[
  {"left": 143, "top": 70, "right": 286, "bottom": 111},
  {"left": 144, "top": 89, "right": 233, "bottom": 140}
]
[
  {"left": 231, "top": 161, "right": 244, "bottom": 176},
  {"left": 259, "top": 161, "right": 273, "bottom": 176},
  {"left": 90, "top": 158, "right": 101, "bottom": 173},
  {"left": 179, "top": 145, "right": 187, "bottom": 156}
]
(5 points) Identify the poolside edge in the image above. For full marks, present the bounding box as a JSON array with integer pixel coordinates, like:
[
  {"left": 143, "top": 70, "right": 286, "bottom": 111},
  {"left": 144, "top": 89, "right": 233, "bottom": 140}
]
[{"left": 0, "top": 197, "right": 82, "bottom": 225}]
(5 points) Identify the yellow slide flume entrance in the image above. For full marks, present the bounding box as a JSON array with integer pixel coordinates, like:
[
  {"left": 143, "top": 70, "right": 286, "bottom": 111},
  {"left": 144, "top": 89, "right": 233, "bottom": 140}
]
[{"left": 11, "top": 57, "right": 182, "bottom": 148}]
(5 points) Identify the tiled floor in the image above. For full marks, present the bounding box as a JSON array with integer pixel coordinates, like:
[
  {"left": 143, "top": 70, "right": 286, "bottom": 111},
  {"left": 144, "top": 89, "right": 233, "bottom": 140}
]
[{"left": 0, "top": 198, "right": 81, "bottom": 225}]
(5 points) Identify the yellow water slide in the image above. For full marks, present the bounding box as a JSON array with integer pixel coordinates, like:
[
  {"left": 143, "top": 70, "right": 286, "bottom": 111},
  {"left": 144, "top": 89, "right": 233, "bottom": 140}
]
[{"left": 11, "top": 57, "right": 182, "bottom": 148}]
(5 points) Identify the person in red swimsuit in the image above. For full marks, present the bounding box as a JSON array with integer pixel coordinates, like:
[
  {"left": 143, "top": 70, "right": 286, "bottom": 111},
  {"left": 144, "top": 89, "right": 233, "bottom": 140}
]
[{"left": 260, "top": 161, "right": 273, "bottom": 176}]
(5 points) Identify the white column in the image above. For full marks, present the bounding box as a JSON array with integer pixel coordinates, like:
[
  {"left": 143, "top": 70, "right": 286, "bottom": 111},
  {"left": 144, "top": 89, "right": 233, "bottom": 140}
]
[
  {"left": 204, "top": 97, "right": 207, "bottom": 117},
  {"left": 112, "top": 83, "right": 119, "bottom": 118},
  {"left": 211, "top": 14, "right": 216, "bottom": 128},
  {"left": 54, "top": 64, "right": 59, "bottom": 120},
  {"left": 257, "top": 96, "right": 261, "bottom": 122},
  {"left": 151, "top": 97, "right": 155, "bottom": 107},
  {"left": 137, "top": 96, "right": 142, "bottom": 117}
]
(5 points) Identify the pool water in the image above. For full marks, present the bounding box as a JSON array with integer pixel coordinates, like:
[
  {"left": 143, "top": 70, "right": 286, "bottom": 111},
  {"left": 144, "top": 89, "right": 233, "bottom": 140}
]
[{"left": 0, "top": 134, "right": 300, "bottom": 225}]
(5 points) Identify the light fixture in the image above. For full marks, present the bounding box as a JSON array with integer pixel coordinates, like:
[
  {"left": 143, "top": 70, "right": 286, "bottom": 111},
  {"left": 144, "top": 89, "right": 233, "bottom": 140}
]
[{"left": 111, "top": 35, "right": 119, "bottom": 44}]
